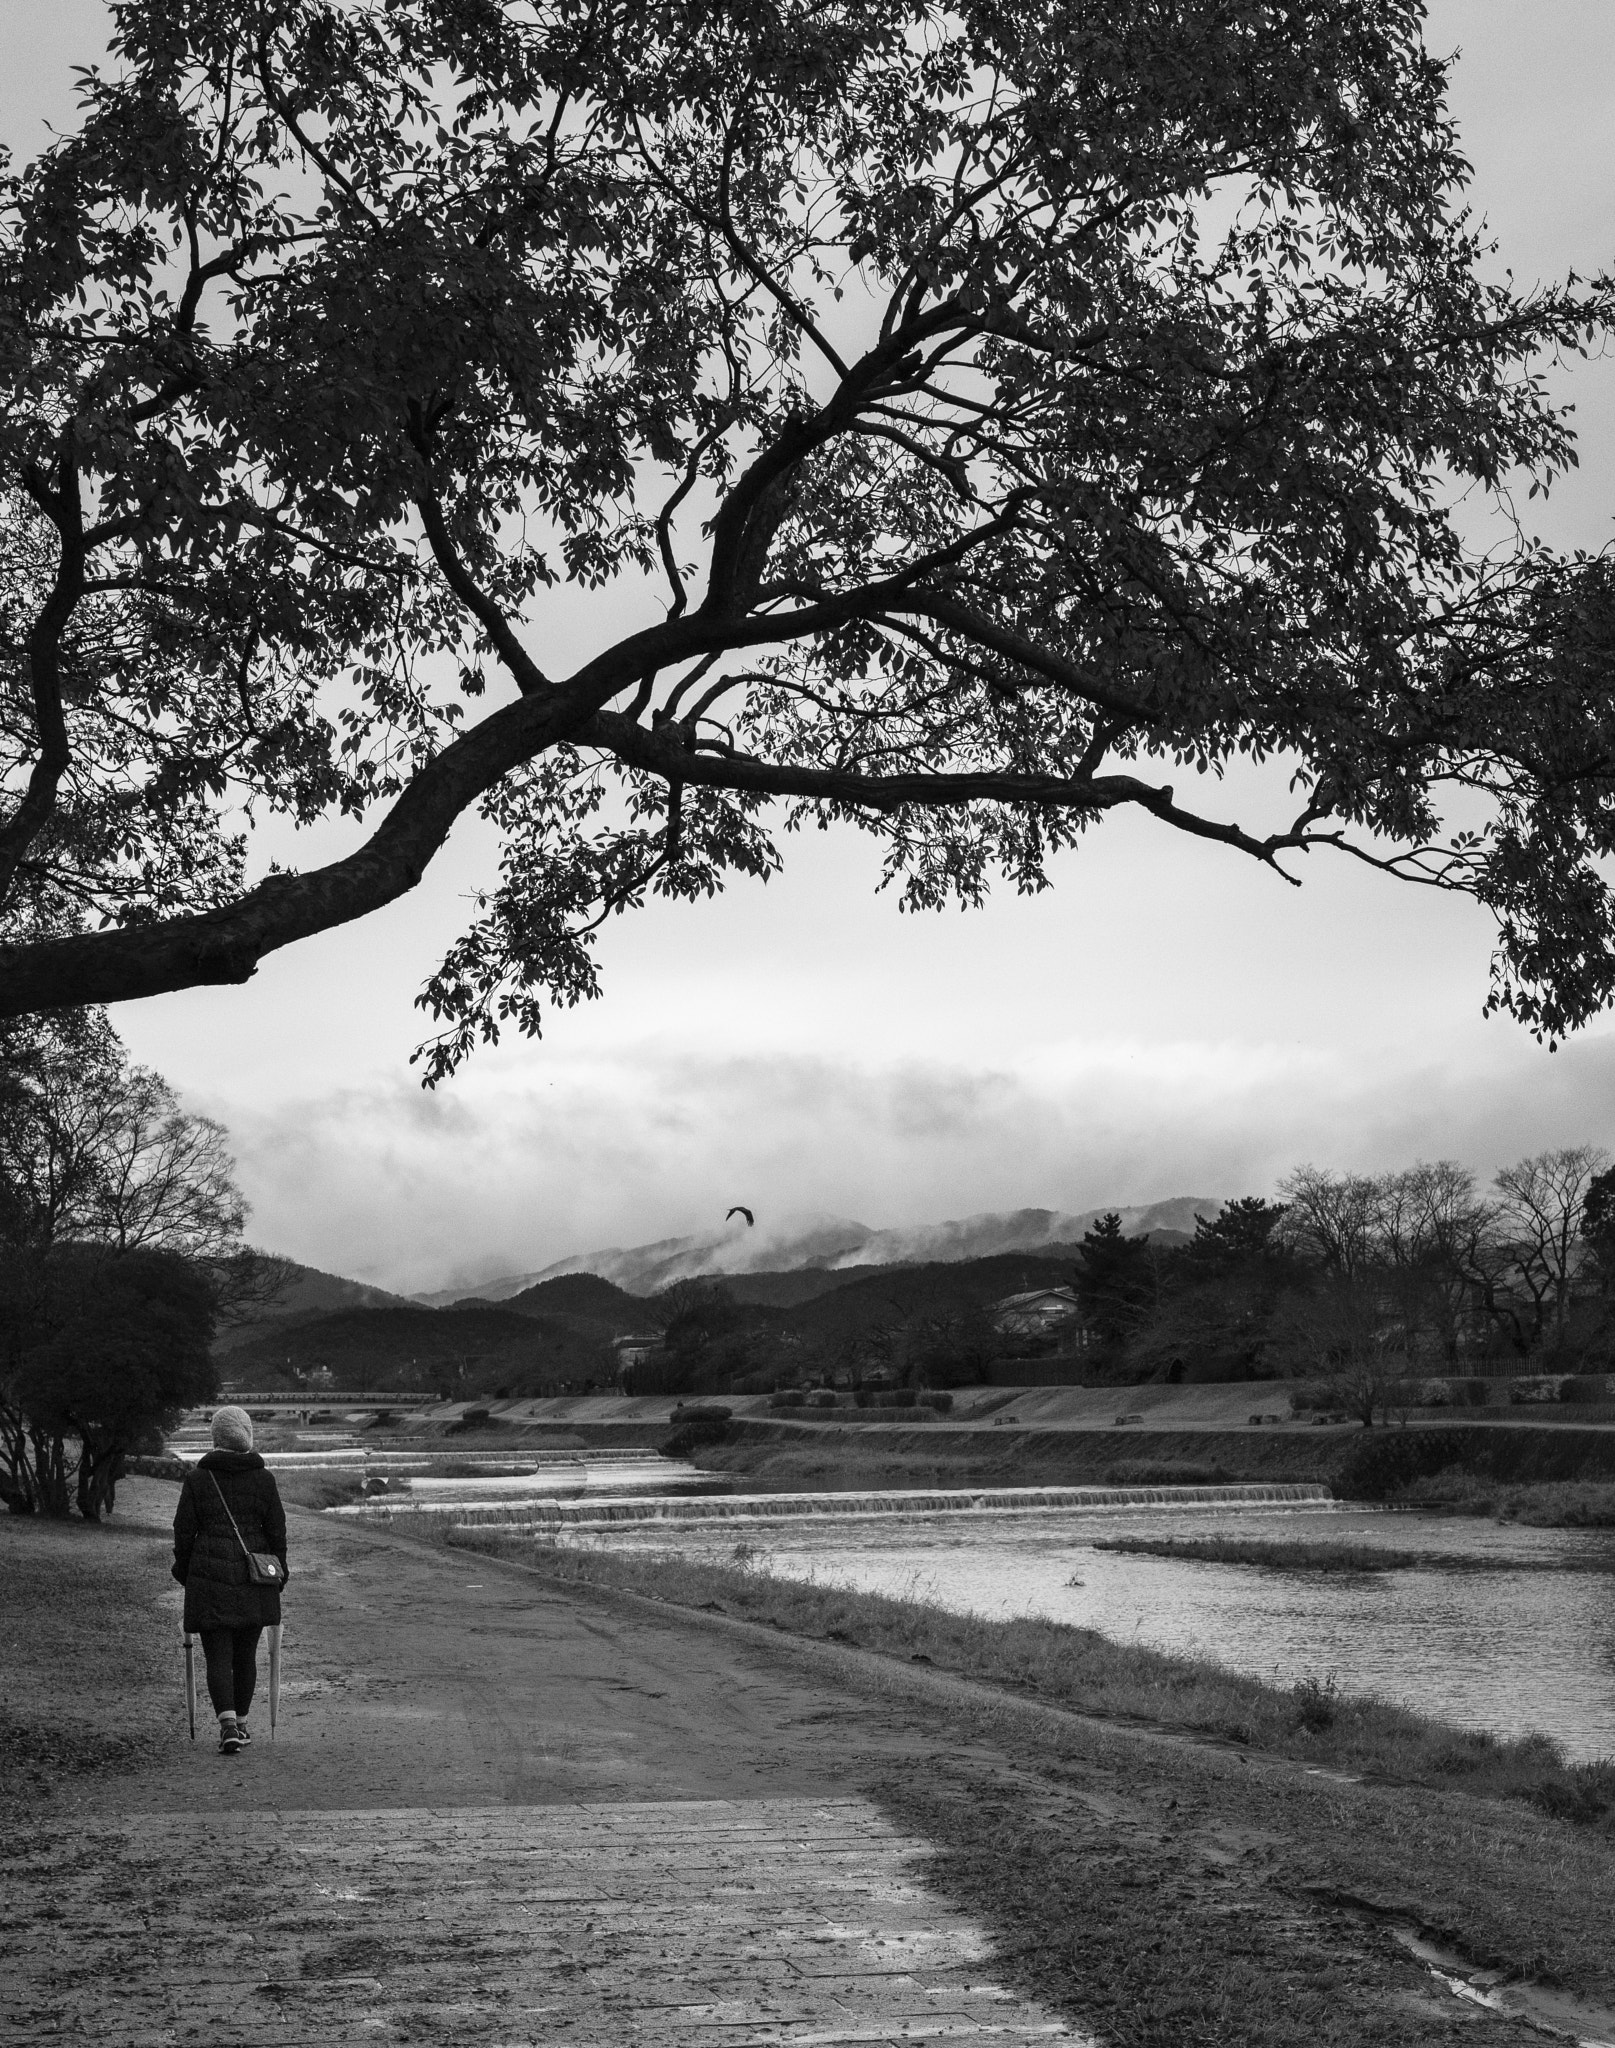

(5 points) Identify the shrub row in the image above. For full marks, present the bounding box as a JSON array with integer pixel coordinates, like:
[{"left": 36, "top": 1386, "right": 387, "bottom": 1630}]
[
  {"left": 1337, "top": 1425, "right": 1615, "bottom": 1500},
  {"left": 122, "top": 1454, "right": 189, "bottom": 1482}
]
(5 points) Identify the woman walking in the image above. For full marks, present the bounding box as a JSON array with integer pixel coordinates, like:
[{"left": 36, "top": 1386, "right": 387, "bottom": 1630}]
[{"left": 172, "top": 1407, "right": 289, "bottom": 1755}]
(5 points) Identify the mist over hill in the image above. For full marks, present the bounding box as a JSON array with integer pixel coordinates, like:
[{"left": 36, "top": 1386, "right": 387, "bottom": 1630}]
[{"left": 415, "top": 1197, "right": 1222, "bottom": 1303}]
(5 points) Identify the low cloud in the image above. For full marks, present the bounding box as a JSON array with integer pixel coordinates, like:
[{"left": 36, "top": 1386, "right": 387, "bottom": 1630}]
[{"left": 203, "top": 1026, "right": 1615, "bottom": 1295}]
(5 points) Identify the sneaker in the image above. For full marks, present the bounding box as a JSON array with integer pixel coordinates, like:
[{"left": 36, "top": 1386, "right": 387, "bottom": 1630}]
[
  {"left": 233, "top": 1722, "right": 252, "bottom": 1745},
  {"left": 218, "top": 1723, "right": 242, "bottom": 1755}
]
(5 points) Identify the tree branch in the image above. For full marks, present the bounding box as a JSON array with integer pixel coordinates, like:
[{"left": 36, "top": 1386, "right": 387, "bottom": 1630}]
[
  {"left": 2, "top": 456, "right": 88, "bottom": 902},
  {"left": 583, "top": 708, "right": 1319, "bottom": 877},
  {"left": 413, "top": 486, "right": 551, "bottom": 695}
]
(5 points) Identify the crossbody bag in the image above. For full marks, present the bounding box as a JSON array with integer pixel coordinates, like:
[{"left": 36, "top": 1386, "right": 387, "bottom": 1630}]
[{"left": 209, "top": 1472, "right": 283, "bottom": 1588}]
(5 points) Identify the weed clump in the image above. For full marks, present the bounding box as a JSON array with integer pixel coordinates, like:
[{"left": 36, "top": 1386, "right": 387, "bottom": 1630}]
[
  {"left": 1103, "top": 1460, "right": 1233, "bottom": 1486},
  {"left": 1292, "top": 1674, "right": 1339, "bottom": 1732}
]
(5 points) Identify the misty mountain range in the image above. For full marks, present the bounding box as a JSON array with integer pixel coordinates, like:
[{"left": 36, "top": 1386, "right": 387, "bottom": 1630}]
[
  {"left": 413, "top": 1197, "right": 1223, "bottom": 1304},
  {"left": 218, "top": 1198, "right": 1224, "bottom": 1385}
]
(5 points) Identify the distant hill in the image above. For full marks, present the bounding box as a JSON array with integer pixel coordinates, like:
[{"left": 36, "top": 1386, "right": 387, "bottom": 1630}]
[
  {"left": 499, "top": 1273, "right": 652, "bottom": 1330},
  {"left": 213, "top": 1258, "right": 418, "bottom": 1355},
  {"left": 421, "top": 1197, "right": 1224, "bottom": 1302},
  {"left": 782, "top": 1253, "right": 1085, "bottom": 1344},
  {"left": 722, "top": 1267, "right": 888, "bottom": 1309},
  {"left": 217, "top": 1219, "right": 1209, "bottom": 1395},
  {"left": 222, "top": 1300, "right": 623, "bottom": 1394}
]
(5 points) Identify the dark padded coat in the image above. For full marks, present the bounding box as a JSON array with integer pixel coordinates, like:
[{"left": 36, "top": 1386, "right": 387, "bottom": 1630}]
[{"left": 172, "top": 1450, "right": 289, "bottom": 1632}]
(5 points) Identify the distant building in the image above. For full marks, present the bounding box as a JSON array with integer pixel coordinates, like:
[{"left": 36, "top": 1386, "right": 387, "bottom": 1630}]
[
  {"left": 610, "top": 1334, "right": 662, "bottom": 1385},
  {"left": 989, "top": 1286, "right": 1083, "bottom": 1339}
]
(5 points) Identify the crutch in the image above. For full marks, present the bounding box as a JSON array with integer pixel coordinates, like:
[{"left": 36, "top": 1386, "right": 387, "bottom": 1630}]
[
  {"left": 268, "top": 1623, "right": 282, "bottom": 1738},
  {"left": 182, "top": 1632, "right": 197, "bottom": 1741}
]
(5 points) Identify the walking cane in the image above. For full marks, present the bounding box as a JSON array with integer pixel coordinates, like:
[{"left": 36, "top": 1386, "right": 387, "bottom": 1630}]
[
  {"left": 268, "top": 1623, "right": 282, "bottom": 1739},
  {"left": 182, "top": 1632, "right": 197, "bottom": 1742}
]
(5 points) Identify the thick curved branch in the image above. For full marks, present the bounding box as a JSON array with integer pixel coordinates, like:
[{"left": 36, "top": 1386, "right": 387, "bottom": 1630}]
[
  {"left": 0, "top": 667, "right": 614, "bottom": 1016},
  {"left": 0, "top": 594, "right": 912, "bottom": 1013},
  {"left": 2, "top": 462, "right": 88, "bottom": 901},
  {"left": 0, "top": 561, "right": 1374, "bottom": 1017}
]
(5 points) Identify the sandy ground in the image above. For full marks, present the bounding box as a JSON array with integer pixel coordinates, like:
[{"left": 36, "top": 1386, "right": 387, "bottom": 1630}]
[{"left": 5, "top": 1479, "right": 1607, "bottom": 2046}]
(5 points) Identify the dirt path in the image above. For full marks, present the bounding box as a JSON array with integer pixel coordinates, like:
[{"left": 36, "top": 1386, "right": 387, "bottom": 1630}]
[
  {"left": 4, "top": 1480, "right": 1599, "bottom": 2047},
  {"left": 109, "top": 1493, "right": 920, "bottom": 1814}
]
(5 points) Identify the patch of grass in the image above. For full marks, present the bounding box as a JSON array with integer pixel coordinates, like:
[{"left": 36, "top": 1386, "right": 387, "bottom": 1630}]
[
  {"left": 273, "top": 1471, "right": 370, "bottom": 1511},
  {"left": 1093, "top": 1534, "right": 1428, "bottom": 1571},
  {"left": 1088, "top": 1533, "right": 1612, "bottom": 1573},
  {"left": 0, "top": 1493, "right": 177, "bottom": 1803},
  {"left": 452, "top": 1531, "right": 1615, "bottom": 1832},
  {"left": 692, "top": 1446, "right": 966, "bottom": 1493}
]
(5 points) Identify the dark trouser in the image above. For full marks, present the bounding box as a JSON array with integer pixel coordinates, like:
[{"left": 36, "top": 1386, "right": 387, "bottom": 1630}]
[{"left": 199, "top": 1626, "right": 262, "bottom": 1717}]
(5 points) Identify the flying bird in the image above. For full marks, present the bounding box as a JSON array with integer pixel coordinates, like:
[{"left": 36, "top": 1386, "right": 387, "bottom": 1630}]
[{"left": 726, "top": 1206, "right": 755, "bottom": 1227}]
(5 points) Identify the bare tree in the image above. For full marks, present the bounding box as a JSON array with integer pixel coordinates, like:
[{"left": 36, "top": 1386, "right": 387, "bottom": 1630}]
[
  {"left": 0, "top": 1009, "right": 127, "bottom": 1247},
  {"left": 1269, "top": 1273, "right": 1391, "bottom": 1426},
  {"left": 85, "top": 1065, "right": 245, "bottom": 1259},
  {"left": 1276, "top": 1168, "right": 1381, "bottom": 1280},
  {"left": 1492, "top": 1147, "right": 1611, "bottom": 1350},
  {"left": 1375, "top": 1162, "right": 1499, "bottom": 1366}
]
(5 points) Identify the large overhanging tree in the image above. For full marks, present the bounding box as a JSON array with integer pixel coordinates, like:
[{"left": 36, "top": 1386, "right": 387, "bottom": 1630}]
[{"left": 2, "top": 0, "right": 1614, "bottom": 1075}]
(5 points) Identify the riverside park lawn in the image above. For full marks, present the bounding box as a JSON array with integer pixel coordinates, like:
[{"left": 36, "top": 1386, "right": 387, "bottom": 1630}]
[{"left": 4, "top": 1477, "right": 1615, "bottom": 2048}]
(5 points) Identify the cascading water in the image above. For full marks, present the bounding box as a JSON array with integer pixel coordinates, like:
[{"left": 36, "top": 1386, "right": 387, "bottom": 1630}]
[
  {"left": 336, "top": 1479, "right": 1335, "bottom": 1528},
  {"left": 167, "top": 1446, "right": 648, "bottom": 1474}
]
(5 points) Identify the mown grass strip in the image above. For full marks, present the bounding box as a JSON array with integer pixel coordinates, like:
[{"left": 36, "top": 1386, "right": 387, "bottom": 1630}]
[{"left": 448, "top": 1528, "right": 1615, "bottom": 1829}]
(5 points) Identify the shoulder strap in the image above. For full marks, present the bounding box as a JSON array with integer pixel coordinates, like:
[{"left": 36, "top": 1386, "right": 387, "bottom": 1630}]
[{"left": 209, "top": 1470, "right": 253, "bottom": 1565}]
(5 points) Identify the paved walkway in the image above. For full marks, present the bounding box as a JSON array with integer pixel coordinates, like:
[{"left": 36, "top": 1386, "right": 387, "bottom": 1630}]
[{"left": 13, "top": 1800, "right": 1080, "bottom": 2045}]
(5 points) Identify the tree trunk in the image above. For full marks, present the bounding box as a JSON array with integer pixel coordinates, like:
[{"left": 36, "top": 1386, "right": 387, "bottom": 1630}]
[
  {"left": 75, "top": 1440, "right": 121, "bottom": 1521},
  {"left": 30, "top": 1424, "right": 72, "bottom": 1515},
  {"left": 0, "top": 1398, "right": 39, "bottom": 1512}
]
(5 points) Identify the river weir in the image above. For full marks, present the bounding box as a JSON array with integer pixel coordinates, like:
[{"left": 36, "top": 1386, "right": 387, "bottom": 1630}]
[{"left": 334, "top": 1478, "right": 1334, "bottom": 1528}]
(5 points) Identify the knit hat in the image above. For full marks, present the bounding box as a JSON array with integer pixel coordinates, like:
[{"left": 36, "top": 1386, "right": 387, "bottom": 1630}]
[{"left": 210, "top": 1406, "right": 254, "bottom": 1452}]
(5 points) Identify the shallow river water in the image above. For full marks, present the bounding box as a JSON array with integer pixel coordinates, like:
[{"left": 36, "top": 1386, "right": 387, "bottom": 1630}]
[{"left": 575, "top": 1502, "right": 1615, "bottom": 1761}]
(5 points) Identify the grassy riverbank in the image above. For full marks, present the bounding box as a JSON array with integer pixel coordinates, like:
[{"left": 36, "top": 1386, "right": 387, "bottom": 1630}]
[
  {"left": 1395, "top": 1474, "right": 1615, "bottom": 1525},
  {"left": 448, "top": 1529, "right": 1615, "bottom": 1827},
  {"left": 696, "top": 1422, "right": 1347, "bottom": 1492}
]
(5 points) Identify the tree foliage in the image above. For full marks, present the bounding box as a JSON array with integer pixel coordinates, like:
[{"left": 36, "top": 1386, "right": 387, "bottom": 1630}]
[
  {"left": 5, "top": 1245, "right": 217, "bottom": 1519},
  {"left": 0, "top": 1009, "right": 249, "bottom": 1513},
  {"left": 1073, "top": 1211, "right": 1155, "bottom": 1352},
  {"left": 1, "top": 0, "right": 1613, "bottom": 1067},
  {"left": 1105, "top": 1148, "right": 1615, "bottom": 1407}
]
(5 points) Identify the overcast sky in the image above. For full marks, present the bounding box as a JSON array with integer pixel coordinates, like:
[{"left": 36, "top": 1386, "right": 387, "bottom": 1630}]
[{"left": 8, "top": 5, "right": 1615, "bottom": 1294}]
